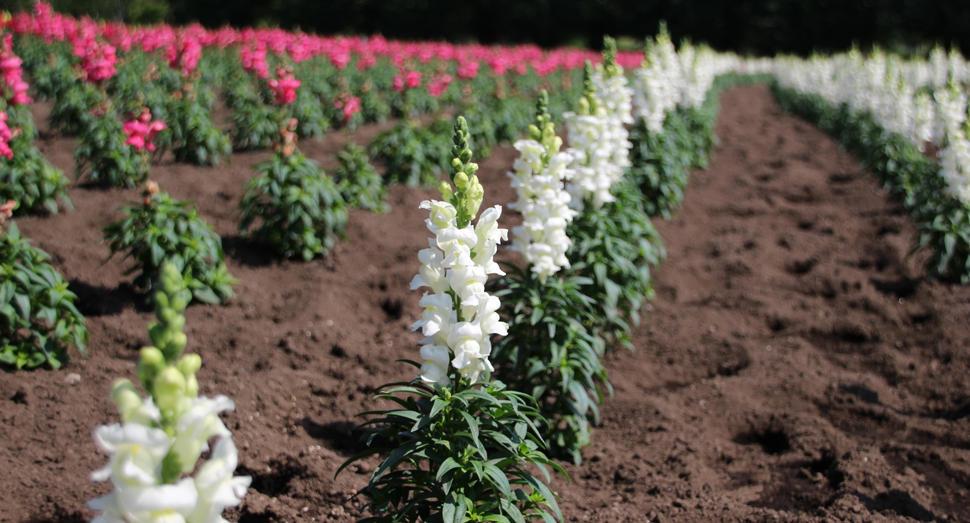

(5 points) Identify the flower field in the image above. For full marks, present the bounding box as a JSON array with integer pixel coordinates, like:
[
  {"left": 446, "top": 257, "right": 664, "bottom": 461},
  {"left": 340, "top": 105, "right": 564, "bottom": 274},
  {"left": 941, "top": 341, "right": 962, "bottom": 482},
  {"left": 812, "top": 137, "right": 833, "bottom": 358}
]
[{"left": 2, "top": 4, "right": 970, "bottom": 523}]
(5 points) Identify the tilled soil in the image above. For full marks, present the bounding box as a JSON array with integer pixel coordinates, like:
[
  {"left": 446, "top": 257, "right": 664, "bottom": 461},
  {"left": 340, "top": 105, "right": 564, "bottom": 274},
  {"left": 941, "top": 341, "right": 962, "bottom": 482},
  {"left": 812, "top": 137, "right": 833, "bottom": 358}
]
[{"left": 2, "top": 84, "right": 969, "bottom": 523}]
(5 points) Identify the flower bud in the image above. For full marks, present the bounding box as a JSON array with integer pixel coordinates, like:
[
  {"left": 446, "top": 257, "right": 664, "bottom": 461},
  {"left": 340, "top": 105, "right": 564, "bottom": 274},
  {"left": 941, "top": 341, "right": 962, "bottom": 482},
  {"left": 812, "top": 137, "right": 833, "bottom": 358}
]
[
  {"left": 177, "top": 353, "right": 202, "bottom": 375},
  {"left": 454, "top": 171, "right": 469, "bottom": 190},
  {"left": 162, "top": 332, "right": 188, "bottom": 361},
  {"left": 438, "top": 181, "right": 454, "bottom": 201},
  {"left": 153, "top": 366, "right": 187, "bottom": 414},
  {"left": 138, "top": 347, "right": 165, "bottom": 387},
  {"left": 110, "top": 379, "right": 142, "bottom": 419},
  {"left": 465, "top": 176, "right": 484, "bottom": 218},
  {"left": 527, "top": 124, "right": 540, "bottom": 140}
]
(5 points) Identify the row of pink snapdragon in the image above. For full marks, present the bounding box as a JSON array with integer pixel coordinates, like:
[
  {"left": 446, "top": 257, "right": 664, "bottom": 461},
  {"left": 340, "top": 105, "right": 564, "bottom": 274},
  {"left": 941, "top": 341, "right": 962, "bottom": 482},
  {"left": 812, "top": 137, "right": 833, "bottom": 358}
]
[{"left": 5, "top": 2, "right": 643, "bottom": 81}]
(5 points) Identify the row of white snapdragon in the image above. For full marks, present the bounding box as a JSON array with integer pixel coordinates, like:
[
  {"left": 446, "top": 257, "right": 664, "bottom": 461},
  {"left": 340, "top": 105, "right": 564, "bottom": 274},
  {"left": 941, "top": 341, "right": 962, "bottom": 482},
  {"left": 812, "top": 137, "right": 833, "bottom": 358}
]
[{"left": 774, "top": 49, "right": 970, "bottom": 205}]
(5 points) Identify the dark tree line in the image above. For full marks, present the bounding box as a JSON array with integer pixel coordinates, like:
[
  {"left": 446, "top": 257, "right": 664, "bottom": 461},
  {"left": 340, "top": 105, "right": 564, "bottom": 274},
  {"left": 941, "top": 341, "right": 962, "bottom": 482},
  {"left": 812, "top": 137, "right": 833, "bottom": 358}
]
[{"left": 1, "top": 0, "right": 966, "bottom": 56}]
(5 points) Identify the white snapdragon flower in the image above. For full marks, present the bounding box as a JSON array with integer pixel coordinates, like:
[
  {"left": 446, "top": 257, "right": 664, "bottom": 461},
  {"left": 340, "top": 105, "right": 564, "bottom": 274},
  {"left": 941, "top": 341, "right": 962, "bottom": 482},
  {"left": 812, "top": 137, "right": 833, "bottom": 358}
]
[
  {"left": 564, "top": 110, "right": 615, "bottom": 210},
  {"left": 102, "top": 478, "right": 199, "bottom": 523},
  {"left": 91, "top": 423, "right": 171, "bottom": 487},
  {"left": 188, "top": 438, "right": 251, "bottom": 523},
  {"left": 170, "top": 396, "right": 235, "bottom": 474},
  {"left": 413, "top": 197, "right": 508, "bottom": 386},
  {"left": 90, "top": 396, "right": 250, "bottom": 523},
  {"left": 508, "top": 138, "right": 577, "bottom": 282}
]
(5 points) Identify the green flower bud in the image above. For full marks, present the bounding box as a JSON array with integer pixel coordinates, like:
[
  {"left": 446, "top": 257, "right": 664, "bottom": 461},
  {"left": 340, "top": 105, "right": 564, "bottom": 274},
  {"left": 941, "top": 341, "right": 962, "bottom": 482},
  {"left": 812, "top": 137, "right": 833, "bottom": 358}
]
[
  {"left": 465, "top": 176, "right": 484, "bottom": 218},
  {"left": 110, "top": 379, "right": 142, "bottom": 421},
  {"left": 451, "top": 157, "right": 463, "bottom": 169},
  {"left": 185, "top": 374, "right": 199, "bottom": 398},
  {"left": 438, "top": 181, "right": 455, "bottom": 201},
  {"left": 137, "top": 347, "right": 165, "bottom": 388},
  {"left": 527, "top": 124, "right": 540, "bottom": 140},
  {"left": 153, "top": 366, "right": 187, "bottom": 414},
  {"left": 162, "top": 332, "right": 187, "bottom": 361},
  {"left": 169, "top": 292, "right": 187, "bottom": 313},
  {"left": 454, "top": 171, "right": 469, "bottom": 190},
  {"left": 177, "top": 353, "right": 202, "bottom": 376},
  {"left": 148, "top": 323, "right": 171, "bottom": 351},
  {"left": 465, "top": 162, "right": 478, "bottom": 175}
]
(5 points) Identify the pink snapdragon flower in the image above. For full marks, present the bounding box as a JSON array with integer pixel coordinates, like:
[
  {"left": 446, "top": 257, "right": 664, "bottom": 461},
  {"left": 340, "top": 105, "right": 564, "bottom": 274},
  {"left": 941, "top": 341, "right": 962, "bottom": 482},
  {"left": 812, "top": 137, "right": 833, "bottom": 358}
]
[
  {"left": 333, "top": 95, "right": 361, "bottom": 125},
  {"left": 0, "top": 112, "right": 14, "bottom": 160},
  {"left": 73, "top": 37, "right": 117, "bottom": 83},
  {"left": 393, "top": 69, "right": 422, "bottom": 92},
  {"left": 240, "top": 44, "right": 269, "bottom": 79},
  {"left": 123, "top": 109, "right": 166, "bottom": 152},
  {"left": 0, "top": 35, "right": 32, "bottom": 105},
  {"left": 427, "top": 74, "right": 453, "bottom": 98},
  {"left": 167, "top": 35, "right": 202, "bottom": 76},
  {"left": 268, "top": 67, "right": 300, "bottom": 105},
  {"left": 457, "top": 60, "right": 479, "bottom": 80}
]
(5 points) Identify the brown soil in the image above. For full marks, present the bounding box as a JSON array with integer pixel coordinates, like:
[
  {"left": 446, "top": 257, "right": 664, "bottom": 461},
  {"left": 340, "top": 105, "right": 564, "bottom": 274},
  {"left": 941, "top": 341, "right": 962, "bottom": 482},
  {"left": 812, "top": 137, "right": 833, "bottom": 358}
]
[{"left": 2, "top": 84, "right": 969, "bottom": 523}]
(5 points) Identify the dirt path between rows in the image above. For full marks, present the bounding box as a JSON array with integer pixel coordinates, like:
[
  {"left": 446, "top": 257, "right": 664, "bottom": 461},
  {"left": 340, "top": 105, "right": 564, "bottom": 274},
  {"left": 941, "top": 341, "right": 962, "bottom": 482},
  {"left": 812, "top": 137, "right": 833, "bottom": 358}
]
[{"left": 2, "top": 84, "right": 968, "bottom": 523}]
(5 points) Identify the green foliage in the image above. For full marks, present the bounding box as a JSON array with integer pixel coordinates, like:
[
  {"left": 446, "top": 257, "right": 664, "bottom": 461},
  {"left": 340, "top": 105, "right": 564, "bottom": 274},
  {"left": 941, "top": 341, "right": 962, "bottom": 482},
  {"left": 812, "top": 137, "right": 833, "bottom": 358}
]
[
  {"left": 225, "top": 72, "right": 280, "bottom": 151},
  {"left": 18, "top": 42, "right": 77, "bottom": 102},
  {"left": 339, "top": 371, "right": 566, "bottom": 523},
  {"left": 48, "top": 80, "right": 104, "bottom": 136},
  {"left": 290, "top": 86, "right": 329, "bottom": 139},
  {"left": 0, "top": 142, "right": 73, "bottom": 215},
  {"left": 102, "top": 189, "right": 237, "bottom": 304},
  {"left": 239, "top": 148, "right": 348, "bottom": 261},
  {"left": 333, "top": 142, "right": 389, "bottom": 213},
  {"left": 566, "top": 179, "right": 665, "bottom": 348},
  {"left": 772, "top": 80, "right": 970, "bottom": 283},
  {"left": 0, "top": 221, "right": 88, "bottom": 369},
  {"left": 168, "top": 87, "right": 233, "bottom": 166},
  {"left": 74, "top": 111, "right": 150, "bottom": 188},
  {"left": 369, "top": 119, "right": 451, "bottom": 187},
  {"left": 491, "top": 265, "right": 608, "bottom": 465},
  {"left": 0, "top": 106, "right": 73, "bottom": 214}
]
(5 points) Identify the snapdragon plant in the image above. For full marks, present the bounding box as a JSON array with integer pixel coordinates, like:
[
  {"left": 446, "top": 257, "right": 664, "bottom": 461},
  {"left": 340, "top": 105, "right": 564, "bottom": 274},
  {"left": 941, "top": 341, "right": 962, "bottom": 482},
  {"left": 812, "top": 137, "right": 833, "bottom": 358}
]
[
  {"left": 333, "top": 142, "right": 390, "bottom": 213},
  {"left": 491, "top": 94, "right": 609, "bottom": 464},
  {"left": 341, "top": 116, "right": 565, "bottom": 523},
  {"left": 88, "top": 263, "right": 250, "bottom": 522},
  {"left": 103, "top": 181, "right": 238, "bottom": 304},
  {"left": 0, "top": 200, "right": 88, "bottom": 369},
  {"left": 239, "top": 119, "right": 348, "bottom": 261}
]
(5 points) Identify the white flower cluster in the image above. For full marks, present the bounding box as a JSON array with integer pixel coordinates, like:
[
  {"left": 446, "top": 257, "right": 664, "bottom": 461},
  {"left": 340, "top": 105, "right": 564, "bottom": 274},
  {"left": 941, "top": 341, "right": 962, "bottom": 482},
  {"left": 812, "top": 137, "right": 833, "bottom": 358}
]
[
  {"left": 411, "top": 200, "right": 509, "bottom": 386},
  {"left": 936, "top": 87, "right": 970, "bottom": 204},
  {"left": 631, "top": 31, "right": 739, "bottom": 135},
  {"left": 562, "top": 105, "right": 614, "bottom": 209},
  {"left": 509, "top": 136, "right": 577, "bottom": 282},
  {"left": 774, "top": 48, "right": 970, "bottom": 204},
  {"left": 89, "top": 386, "right": 250, "bottom": 523},
  {"left": 590, "top": 63, "right": 634, "bottom": 185}
]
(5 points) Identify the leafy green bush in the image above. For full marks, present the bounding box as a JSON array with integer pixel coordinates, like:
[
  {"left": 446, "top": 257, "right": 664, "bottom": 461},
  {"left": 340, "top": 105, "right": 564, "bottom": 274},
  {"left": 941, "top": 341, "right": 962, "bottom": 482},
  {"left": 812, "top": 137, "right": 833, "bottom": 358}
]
[
  {"left": 239, "top": 138, "right": 348, "bottom": 261},
  {"left": 1, "top": 220, "right": 88, "bottom": 369},
  {"left": 332, "top": 142, "right": 389, "bottom": 213},
  {"left": 74, "top": 112, "right": 150, "bottom": 188},
  {"left": 167, "top": 84, "right": 232, "bottom": 166},
  {"left": 566, "top": 179, "right": 665, "bottom": 348},
  {"left": 102, "top": 184, "right": 237, "bottom": 304},
  {"left": 369, "top": 119, "right": 451, "bottom": 187},
  {"left": 340, "top": 364, "right": 566, "bottom": 523},
  {"left": 48, "top": 80, "right": 104, "bottom": 136},
  {"left": 0, "top": 106, "right": 73, "bottom": 214},
  {"left": 491, "top": 265, "right": 609, "bottom": 465}
]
